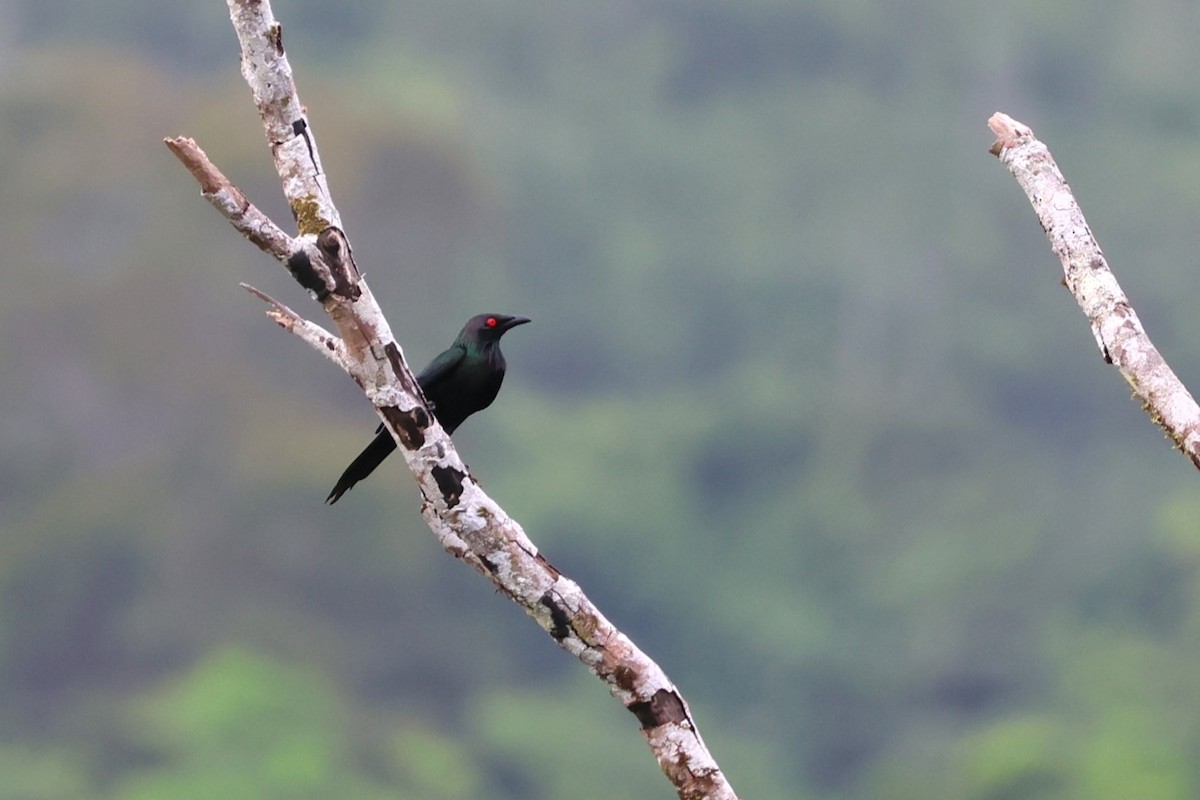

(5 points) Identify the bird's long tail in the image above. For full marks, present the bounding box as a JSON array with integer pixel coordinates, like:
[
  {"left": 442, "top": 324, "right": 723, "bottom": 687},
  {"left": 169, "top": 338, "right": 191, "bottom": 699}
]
[{"left": 325, "top": 427, "right": 398, "bottom": 504}]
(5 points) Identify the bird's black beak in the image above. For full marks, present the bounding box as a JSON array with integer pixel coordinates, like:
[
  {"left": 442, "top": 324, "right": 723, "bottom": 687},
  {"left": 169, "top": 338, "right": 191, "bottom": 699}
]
[{"left": 501, "top": 316, "right": 531, "bottom": 332}]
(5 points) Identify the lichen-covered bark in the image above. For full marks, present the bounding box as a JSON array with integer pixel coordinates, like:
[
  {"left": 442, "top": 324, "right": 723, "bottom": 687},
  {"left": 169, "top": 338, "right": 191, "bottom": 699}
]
[{"left": 989, "top": 112, "right": 1200, "bottom": 470}]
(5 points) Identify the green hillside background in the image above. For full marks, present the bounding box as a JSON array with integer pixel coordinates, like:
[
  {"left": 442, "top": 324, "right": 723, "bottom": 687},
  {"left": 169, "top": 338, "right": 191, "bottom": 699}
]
[{"left": 3, "top": 1, "right": 1200, "bottom": 797}]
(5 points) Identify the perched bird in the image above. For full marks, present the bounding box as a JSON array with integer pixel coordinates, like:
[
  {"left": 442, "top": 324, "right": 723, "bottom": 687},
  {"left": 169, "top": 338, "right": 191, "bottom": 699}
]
[{"left": 325, "top": 313, "right": 530, "bottom": 504}]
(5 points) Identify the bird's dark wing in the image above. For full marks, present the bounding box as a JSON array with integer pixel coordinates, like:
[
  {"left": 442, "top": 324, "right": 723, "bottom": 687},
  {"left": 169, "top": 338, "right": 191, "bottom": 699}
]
[{"left": 415, "top": 344, "right": 466, "bottom": 392}]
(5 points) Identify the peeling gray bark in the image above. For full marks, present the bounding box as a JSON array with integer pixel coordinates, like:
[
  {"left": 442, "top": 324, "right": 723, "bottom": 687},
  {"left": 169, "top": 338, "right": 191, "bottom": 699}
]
[
  {"left": 989, "top": 112, "right": 1200, "bottom": 470},
  {"left": 165, "top": 2, "right": 740, "bottom": 798}
]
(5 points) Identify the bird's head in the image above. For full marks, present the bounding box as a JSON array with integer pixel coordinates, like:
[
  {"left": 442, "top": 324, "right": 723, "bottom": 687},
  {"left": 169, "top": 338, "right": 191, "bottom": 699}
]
[{"left": 465, "top": 313, "right": 531, "bottom": 342}]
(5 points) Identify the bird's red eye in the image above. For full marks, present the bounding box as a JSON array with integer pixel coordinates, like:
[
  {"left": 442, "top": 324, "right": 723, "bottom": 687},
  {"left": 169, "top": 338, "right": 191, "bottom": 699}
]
[{"left": 486, "top": 317, "right": 498, "bottom": 328}]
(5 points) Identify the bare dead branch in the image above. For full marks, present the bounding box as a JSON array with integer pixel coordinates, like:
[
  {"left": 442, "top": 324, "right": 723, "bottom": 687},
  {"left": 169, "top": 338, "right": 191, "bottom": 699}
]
[
  {"left": 240, "top": 283, "right": 346, "bottom": 366},
  {"left": 227, "top": 0, "right": 339, "bottom": 235},
  {"left": 164, "top": 135, "right": 298, "bottom": 259},
  {"left": 989, "top": 111, "right": 1200, "bottom": 469},
  {"left": 164, "top": 2, "right": 741, "bottom": 797}
]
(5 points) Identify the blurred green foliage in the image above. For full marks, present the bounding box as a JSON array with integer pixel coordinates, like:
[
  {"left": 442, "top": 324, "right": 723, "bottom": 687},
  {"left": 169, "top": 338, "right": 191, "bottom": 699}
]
[{"left": 3, "top": 0, "right": 1200, "bottom": 797}]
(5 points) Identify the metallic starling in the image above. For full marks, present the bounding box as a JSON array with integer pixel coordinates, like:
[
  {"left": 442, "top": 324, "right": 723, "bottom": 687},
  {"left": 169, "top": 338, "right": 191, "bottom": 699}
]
[{"left": 325, "top": 313, "right": 530, "bottom": 504}]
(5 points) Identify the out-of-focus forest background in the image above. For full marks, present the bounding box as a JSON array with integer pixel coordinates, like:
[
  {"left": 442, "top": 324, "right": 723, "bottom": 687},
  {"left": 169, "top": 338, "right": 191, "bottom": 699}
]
[{"left": 4, "top": 1, "right": 1200, "bottom": 797}]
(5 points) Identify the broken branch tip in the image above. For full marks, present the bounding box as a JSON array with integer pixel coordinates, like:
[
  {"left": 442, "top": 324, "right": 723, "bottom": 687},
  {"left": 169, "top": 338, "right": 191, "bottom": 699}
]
[{"left": 987, "top": 112, "right": 1034, "bottom": 155}]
